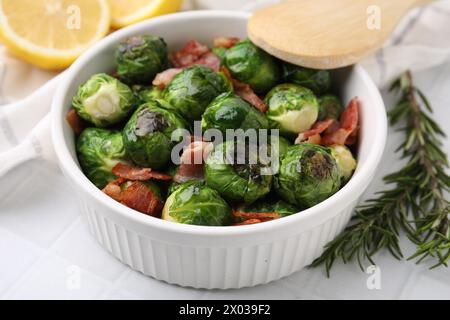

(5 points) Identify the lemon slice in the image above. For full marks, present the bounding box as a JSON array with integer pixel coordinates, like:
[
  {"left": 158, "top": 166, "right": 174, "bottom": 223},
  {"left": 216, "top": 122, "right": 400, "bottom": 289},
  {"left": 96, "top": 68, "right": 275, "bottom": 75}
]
[
  {"left": 0, "top": 0, "right": 111, "bottom": 70},
  {"left": 109, "top": 0, "right": 182, "bottom": 29}
]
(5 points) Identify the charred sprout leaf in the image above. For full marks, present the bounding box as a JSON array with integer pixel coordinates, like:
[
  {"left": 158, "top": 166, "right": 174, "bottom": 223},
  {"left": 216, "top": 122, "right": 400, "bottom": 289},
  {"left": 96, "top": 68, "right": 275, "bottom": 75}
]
[
  {"left": 201, "top": 92, "right": 269, "bottom": 134},
  {"left": 122, "top": 100, "right": 188, "bottom": 169},
  {"left": 224, "top": 39, "right": 281, "bottom": 94},
  {"left": 77, "top": 128, "right": 128, "bottom": 189},
  {"left": 115, "top": 35, "right": 168, "bottom": 84},
  {"left": 162, "top": 181, "right": 232, "bottom": 226},
  {"left": 330, "top": 145, "right": 357, "bottom": 182},
  {"left": 275, "top": 144, "right": 341, "bottom": 208},
  {"left": 283, "top": 63, "right": 331, "bottom": 95},
  {"left": 205, "top": 140, "right": 273, "bottom": 205},
  {"left": 312, "top": 71, "right": 450, "bottom": 276},
  {"left": 265, "top": 84, "right": 319, "bottom": 137},
  {"left": 163, "top": 65, "right": 232, "bottom": 121},
  {"left": 72, "top": 73, "right": 136, "bottom": 127},
  {"left": 318, "top": 95, "right": 344, "bottom": 121}
]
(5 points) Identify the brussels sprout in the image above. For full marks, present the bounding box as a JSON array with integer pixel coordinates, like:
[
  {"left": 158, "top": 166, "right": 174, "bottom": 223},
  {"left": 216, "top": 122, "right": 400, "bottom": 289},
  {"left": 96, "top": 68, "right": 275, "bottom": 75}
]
[
  {"left": 330, "top": 145, "right": 357, "bottom": 182},
  {"left": 162, "top": 181, "right": 232, "bottom": 226},
  {"left": 205, "top": 140, "right": 272, "bottom": 204},
  {"left": 275, "top": 144, "right": 341, "bottom": 208},
  {"left": 283, "top": 63, "right": 331, "bottom": 95},
  {"left": 245, "top": 199, "right": 299, "bottom": 218},
  {"left": 269, "top": 135, "right": 292, "bottom": 159},
  {"left": 72, "top": 73, "right": 136, "bottom": 127},
  {"left": 224, "top": 39, "right": 281, "bottom": 93},
  {"left": 318, "top": 94, "right": 344, "bottom": 121},
  {"left": 201, "top": 92, "right": 269, "bottom": 134},
  {"left": 115, "top": 35, "right": 168, "bottom": 84},
  {"left": 163, "top": 65, "right": 232, "bottom": 121},
  {"left": 122, "top": 100, "right": 188, "bottom": 169},
  {"left": 76, "top": 128, "right": 128, "bottom": 189},
  {"left": 132, "top": 85, "right": 163, "bottom": 104},
  {"left": 265, "top": 84, "right": 319, "bottom": 136}
]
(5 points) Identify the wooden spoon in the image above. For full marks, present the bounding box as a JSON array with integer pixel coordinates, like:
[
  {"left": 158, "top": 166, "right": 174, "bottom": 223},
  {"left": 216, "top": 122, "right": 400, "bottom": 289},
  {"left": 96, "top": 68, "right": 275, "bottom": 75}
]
[{"left": 248, "top": 0, "right": 433, "bottom": 69}]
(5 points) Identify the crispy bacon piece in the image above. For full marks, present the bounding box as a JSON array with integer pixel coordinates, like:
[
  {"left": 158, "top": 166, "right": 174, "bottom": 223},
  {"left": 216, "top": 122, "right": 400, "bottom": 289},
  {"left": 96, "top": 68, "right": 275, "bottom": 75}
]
[
  {"left": 112, "top": 163, "right": 172, "bottom": 181},
  {"left": 102, "top": 178, "right": 126, "bottom": 201},
  {"left": 174, "top": 141, "right": 214, "bottom": 183},
  {"left": 232, "top": 210, "right": 281, "bottom": 226},
  {"left": 221, "top": 66, "right": 233, "bottom": 82},
  {"left": 66, "top": 108, "right": 87, "bottom": 136},
  {"left": 120, "top": 181, "right": 164, "bottom": 217},
  {"left": 233, "top": 80, "right": 268, "bottom": 113},
  {"left": 193, "top": 51, "right": 221, "bottom": 71},
  {"left": 213, "top": 37, "right": 240, "bottom": 49},
  {"left": 232, "top": 210, "right": 280, "bottom": 220},
  {"left": 303, "top": 134, "right": 322, "bottom": 145},
  {"left": 220, "top": 67, "right": 268, "bottom": 113},
  {"left": 102, "top": 178, "right": 163, "bottom": 217},
  {"left": 152, "top": 68, "right": 183, "bottom": 89},
  {"left": 233, "top": 219, "right": 262, "bottom": 226},
  {"left": 171, "top": 40, "right": 209, "bottom": 68},
  {"left": 295, "top": 119, "right": 334, "bottom": 144},
  {"left": 322, "top": 98, "right": 360, "bottom": 146}
]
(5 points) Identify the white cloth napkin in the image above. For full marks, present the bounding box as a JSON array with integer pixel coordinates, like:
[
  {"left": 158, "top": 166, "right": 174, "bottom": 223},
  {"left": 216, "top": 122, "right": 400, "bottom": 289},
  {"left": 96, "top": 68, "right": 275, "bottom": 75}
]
[{"left": 0, "top": 0, "right": 450, "bottom": 173}]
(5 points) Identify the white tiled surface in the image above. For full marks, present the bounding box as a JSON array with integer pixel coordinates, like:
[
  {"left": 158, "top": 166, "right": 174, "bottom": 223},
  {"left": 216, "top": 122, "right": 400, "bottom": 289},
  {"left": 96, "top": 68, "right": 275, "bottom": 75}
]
[{"left": 0, "top": 65, "right": 449, "bottom": 300}]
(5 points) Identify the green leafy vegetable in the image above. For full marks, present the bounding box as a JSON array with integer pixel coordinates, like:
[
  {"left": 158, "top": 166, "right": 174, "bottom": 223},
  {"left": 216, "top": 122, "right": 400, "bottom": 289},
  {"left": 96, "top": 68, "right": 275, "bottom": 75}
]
[
  {"left": 224, "top": 39, "right": 281, "bottom": 94},
  {"left": 76, "top": 128, "right": 128, "bottom": 188},
  {"left": 318, "top": 94, "right": 344, "bottom": 121},
  {"left": 162, "top": 181, "right": 232, "bottom": 226},
  {"left": 275, "top": 144, "right": 341, "bottom": 208},
  {"left": 72, "top": 73, "right": 136, "bottom": 127},
  {"left": 265, "top": 84, "right": 319, "bottom": 136},
  {"left": 205, "top": 140, "right": 273, "bottom": 205},
  {"left": 115, "top": 35, "right": 168, "bottom": 84},
  {"left": 163, "top": 65, "right": 232, "bottom": 121},
  {"left": 122, "top": 100, "right": 188, "bottom": 169},
  {"left": 283, "top": 63, "right": 331, "bottom": 95},
  {"left": 312, "top": 71, "right": 450, "bottom": 276},
  {"left": 201, "top": 92, "right": 269, "bottom": 134}
]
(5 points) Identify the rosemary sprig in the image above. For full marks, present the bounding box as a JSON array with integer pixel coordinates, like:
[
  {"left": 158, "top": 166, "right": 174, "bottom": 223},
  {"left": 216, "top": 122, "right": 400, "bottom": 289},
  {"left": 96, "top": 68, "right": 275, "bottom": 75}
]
[{"left": 311, "top": 71, "right": 450, "bottom": 276}]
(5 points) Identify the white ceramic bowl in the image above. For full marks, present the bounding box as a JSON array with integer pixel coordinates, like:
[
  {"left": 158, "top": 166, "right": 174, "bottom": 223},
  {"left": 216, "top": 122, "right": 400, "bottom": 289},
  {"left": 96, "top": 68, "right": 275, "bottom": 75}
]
[{"left": 51, "top": 11, "right": 387, "bottom": 289}]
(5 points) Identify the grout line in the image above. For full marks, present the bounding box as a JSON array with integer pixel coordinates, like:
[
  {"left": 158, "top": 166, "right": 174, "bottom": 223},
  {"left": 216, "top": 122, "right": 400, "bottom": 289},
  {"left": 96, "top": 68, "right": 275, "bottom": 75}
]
[
  {"left": 98, "top": 268, "right": 133, "bottom": 300},
  {"left": 0, "top": 217, "right": 81, "bottom": 299}
]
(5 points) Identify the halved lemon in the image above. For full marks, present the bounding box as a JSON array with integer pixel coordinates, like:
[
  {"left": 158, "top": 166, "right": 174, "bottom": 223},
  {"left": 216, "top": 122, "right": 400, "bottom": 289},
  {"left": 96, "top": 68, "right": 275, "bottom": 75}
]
[
  {"left": 0, "top": 0, "right": 111, "bottom": 70},
  {"left": 109, "top": 0, "right": 182, "bottom": 29}
]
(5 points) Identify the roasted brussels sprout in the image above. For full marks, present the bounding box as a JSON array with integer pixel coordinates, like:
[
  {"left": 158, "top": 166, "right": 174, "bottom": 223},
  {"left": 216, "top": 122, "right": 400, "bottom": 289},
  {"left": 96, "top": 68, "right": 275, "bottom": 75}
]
[
  {"left": 275, "top": 144, "right": 341, "bottom": 208},
  {"left": 245, "top": 199, "right": 299, "bottom": 218},
  {"left": 163, "top": 65, "right": 232, "bottom": 121},
  {"left": 115, "top": 35, "right": 168, "bottom": 84},
  {"left": 122, "top": 100, "right": 188, "bottom": 169},
  {"left": 162, "top": 181, "right": 232, "bottom": 226},
  {"left": 201, "top": 92, "right": 269, "bottom": 134},
  {"left": 265, "top": 84, "right": 319, "bottom": 136},
  {"left": 224, "top": 39, "right": 281, "bottom": 93},
  {"left": 318, "top": 94, "right": 344, "bottom": 121},
  {"left": 132, "top": 85, "right": 162, "bottom": 104},
  {"left": 76, "top": 128, "right": 128, "bottom": 189},
  {"left": 283, "top": 63, "right": 331, "bottom": 95},
  {"left": 72, "top": 73, "right": 136, "bottom": 127},
  {"left": 330, "top": 145, "right": 357, "bottom": 182},
  {"left": 269, "top": 135, "right": 291, "bottom": 160},
  {"left": 205, "top": 140, "right": 272, "bottom": 204}
]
